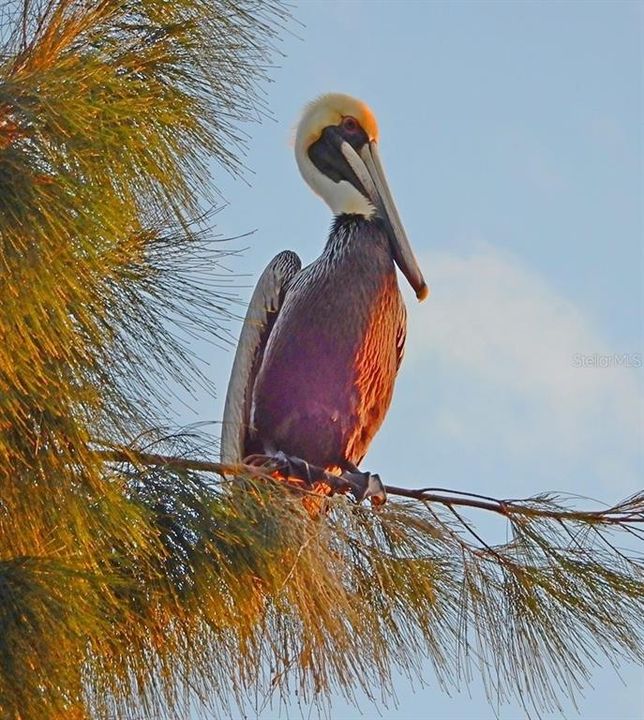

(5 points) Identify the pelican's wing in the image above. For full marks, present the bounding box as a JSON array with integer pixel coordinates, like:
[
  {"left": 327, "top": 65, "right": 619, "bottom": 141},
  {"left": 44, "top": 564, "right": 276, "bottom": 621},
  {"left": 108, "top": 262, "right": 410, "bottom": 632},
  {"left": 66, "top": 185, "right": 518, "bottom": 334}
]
[{"left": 220, "top": 250, "right": 302, "bottom": 463}]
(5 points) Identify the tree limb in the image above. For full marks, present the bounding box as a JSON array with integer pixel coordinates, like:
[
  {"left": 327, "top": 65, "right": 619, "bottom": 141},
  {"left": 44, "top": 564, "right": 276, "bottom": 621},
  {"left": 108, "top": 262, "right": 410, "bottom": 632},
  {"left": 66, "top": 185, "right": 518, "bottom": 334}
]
[{"left": 96, "top": 447, "right": 644, "bottom": 527}]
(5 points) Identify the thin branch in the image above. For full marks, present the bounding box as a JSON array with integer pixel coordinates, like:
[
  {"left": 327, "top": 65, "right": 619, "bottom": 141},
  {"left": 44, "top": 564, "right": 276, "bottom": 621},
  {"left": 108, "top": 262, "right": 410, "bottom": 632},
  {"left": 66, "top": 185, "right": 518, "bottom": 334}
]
[
  {"left": 21, "top": 0, "right": 29, "bottom": 50},
  {"left": 96, "top": 448, "right": 644, "bottom": 526}
]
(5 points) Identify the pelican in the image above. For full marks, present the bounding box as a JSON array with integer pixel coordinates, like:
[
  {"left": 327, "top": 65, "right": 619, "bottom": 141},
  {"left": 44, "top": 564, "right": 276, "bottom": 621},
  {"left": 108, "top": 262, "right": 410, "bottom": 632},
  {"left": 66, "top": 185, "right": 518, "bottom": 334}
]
[{"left": 221, "top": 93, "right": 428, "bottom": 503}]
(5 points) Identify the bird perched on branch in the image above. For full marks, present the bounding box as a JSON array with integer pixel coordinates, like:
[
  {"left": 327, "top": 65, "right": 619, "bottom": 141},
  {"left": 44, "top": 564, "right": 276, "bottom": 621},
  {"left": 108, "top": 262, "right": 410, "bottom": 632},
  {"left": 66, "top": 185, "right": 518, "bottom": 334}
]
[{"left": 221, "top": 93, "right": 428, "bottom": 504}]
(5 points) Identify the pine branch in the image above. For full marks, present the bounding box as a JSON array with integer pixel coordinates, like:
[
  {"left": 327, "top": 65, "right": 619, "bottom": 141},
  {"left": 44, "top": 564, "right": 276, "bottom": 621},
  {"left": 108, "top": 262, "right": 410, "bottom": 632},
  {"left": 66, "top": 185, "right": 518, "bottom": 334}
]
[
  {"left": 96, "top": 446, "right": 644, "bottom": 528},
  {"left": 0, "top": 2, "right": 291, "bottom": 719},
  {"left": 95, "top": 439, "right": 643, "bottom": 719},
  {"left": 2, "top": 2, "right": 642, "bottom": 720}
]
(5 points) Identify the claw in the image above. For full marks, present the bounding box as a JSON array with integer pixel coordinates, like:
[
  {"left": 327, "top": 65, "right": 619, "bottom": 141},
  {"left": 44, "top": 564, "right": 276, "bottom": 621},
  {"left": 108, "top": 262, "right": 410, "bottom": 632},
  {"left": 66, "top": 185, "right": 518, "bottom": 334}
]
[
  {"left": 242, "top": 454, "right": 386, "bottom": 506},
  {"left": 341, "top": 470, "right": 387, "bottom": 506},
  {"left": 365, "top": 473, "right": 387, "bottom": 506},
  {"left": 243, "top": 453, "right": 275, "bottom": 468},
  {"left": 243, "top": 451, "right": 327, "bottom": 487},
  {"left": 272, "top": 451, "right": 316, "bottom": 486}
]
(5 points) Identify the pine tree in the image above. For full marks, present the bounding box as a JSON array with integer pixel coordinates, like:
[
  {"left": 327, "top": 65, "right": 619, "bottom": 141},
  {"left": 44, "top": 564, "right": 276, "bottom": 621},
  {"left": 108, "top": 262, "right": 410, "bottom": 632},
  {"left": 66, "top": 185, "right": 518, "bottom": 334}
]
[{"left": 0, "top": 3, "right": 642, "bottom": 719}]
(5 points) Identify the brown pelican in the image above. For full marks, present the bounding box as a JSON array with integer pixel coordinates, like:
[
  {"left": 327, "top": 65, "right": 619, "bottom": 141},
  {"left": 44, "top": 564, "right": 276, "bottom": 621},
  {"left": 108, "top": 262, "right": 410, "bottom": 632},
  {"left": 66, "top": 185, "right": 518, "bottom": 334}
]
[{"left": 221, "top": 93, "right": 428, "bottom": 503}]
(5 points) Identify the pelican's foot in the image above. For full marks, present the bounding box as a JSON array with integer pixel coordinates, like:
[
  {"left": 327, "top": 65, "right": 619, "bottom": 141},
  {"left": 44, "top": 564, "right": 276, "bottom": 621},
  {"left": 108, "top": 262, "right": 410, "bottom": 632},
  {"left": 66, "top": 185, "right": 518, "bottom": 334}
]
[
  {"left": 273, "top": 451, "right": 323, "bottom": 486},
  {"left": 341, "top": 470, "right": 387, "bottom": 507},
  {"left": 243, "top": 451, "right": 327, "bottom": 488}
]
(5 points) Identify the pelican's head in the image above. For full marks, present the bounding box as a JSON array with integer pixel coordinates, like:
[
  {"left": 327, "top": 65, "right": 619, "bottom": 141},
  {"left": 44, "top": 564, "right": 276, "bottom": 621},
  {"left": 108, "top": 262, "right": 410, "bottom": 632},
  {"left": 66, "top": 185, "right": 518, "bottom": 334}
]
[{"left": 295, "top": 93, "right": 428, "bottom": 301}]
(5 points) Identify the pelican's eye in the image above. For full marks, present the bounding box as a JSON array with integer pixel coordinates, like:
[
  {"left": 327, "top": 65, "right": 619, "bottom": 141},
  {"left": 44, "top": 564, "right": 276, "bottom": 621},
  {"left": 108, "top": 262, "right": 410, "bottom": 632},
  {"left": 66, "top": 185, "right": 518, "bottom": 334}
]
[{"left": 341, "top": 116, "right": 360, "bottom": 134}]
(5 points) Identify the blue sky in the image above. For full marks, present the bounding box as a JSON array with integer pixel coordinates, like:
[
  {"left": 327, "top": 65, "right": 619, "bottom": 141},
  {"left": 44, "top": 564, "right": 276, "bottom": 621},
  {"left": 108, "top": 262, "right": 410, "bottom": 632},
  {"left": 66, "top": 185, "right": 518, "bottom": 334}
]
[{"left": 181, "top": 2, "right": 643, "bottom": 718}]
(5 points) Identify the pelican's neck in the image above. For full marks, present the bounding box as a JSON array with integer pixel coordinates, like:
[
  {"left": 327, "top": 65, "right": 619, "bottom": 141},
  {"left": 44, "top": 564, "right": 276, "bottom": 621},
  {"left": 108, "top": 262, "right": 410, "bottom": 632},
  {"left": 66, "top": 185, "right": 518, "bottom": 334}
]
[{"left": 322, "top": 213, "right": 389, "bottom": 261}]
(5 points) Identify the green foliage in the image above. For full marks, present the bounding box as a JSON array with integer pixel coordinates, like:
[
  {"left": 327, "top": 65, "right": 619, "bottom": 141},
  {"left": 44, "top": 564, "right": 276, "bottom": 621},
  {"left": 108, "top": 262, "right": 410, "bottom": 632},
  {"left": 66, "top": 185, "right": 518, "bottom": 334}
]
[
  {"left": 0, "top": 1, "right": 288, "bottom": 717},
  {"left": 35, "top": 448, "right": 644, "bottom": 720},
  {"left": 0, "top": 0, "right": 283, "bottom": 529},
  {"left": 1, "top": 3, "right": 642, "bottom": 720}
]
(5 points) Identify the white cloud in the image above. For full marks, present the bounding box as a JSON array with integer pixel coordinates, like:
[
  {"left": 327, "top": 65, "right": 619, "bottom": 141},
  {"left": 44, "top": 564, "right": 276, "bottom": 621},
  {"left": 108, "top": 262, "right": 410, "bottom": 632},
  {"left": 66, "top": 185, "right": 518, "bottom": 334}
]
[{"left": 400, "top": 245, "right": 642, "bottom": 493}]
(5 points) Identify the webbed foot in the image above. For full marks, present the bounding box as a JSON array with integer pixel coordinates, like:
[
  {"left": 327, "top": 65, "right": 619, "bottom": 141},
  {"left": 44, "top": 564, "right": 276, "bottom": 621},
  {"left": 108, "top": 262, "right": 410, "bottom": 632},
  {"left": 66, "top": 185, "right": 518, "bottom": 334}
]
[
  {"left": 341, "top": 470, "right": 387, "bottom": 506},
  {"left": 243, "top": 451, "right": 327, "bottom": 487}
]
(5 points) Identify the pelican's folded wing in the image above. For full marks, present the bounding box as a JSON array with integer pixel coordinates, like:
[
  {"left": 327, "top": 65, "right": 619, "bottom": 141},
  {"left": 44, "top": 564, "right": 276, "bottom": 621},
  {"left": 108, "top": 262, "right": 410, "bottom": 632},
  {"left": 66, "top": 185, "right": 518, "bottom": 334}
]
[{"left": 220, "top": 250, "right": 302, "bottom": 464}]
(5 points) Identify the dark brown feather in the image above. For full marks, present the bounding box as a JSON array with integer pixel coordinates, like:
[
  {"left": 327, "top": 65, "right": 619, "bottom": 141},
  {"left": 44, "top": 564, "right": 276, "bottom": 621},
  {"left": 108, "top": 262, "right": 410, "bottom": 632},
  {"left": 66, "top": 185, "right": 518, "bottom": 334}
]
[{"left": 250, "top": 215, "right": 406, "bottom": 469}]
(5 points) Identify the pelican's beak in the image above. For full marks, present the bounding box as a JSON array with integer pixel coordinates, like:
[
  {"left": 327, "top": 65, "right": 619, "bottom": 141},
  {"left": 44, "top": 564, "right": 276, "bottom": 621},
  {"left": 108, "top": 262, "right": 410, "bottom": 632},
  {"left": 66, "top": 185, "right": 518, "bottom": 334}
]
[{"left": 340, "top": 140, "right": 429, "bottom": 301}]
